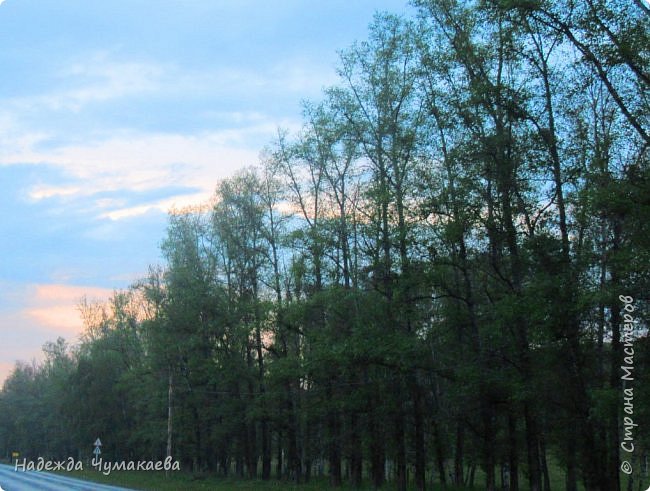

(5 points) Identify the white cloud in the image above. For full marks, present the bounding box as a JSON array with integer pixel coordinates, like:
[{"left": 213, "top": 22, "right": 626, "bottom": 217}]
[
  {"left": 29, "top": 184, "right": 83, "bottom": 200},
  {"left": 0, "top": 51, "right": 311, "bottom": 219},
  {"left": 270, "top": 58, "right": 339, "bottom": 94},
  {"left": 8, "top": 54, "right": 165, "bottom": 113},
  {"left": 3, "top": 51, "right": 333, "bottom": 117},
  {"left": 98, "top": 191, "right": 209, "bottom": 221},
  {"left": 1, "top": 128, "right": 272, "bottom": 215},
  {"left": 160, "top": 58, "right": 336, "bottom": 101}
]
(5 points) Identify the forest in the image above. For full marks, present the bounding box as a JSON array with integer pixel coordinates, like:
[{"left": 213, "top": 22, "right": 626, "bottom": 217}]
[{"left": 0, "top": 1, "right": 648, "bottom": 490}]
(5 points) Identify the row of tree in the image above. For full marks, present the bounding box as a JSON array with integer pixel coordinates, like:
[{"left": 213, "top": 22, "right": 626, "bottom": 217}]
[{"left": 1, "top": 1, "right": 648, "bottom": 490}]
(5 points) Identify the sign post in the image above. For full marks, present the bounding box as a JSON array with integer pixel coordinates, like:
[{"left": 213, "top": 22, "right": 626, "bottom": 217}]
[{"left": 93, "top": 438, "right": 102, "bottom": 464}]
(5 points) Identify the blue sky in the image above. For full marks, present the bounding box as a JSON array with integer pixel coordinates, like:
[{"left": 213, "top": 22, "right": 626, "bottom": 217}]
[{"left": 0, "top": 0, "right": 412, "bottom": 382}]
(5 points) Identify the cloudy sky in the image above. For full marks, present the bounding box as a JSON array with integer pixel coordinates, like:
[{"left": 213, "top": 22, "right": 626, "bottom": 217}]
[{"left": 0, "top": 0, "right": 411, "bottom": 383}]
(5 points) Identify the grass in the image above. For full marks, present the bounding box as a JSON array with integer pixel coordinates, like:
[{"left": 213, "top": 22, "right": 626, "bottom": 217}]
[
  {"left": 57, "top": 466, "right": 640, "bottom": 491},
  {"left": 53, "top": 469, "right": 474, "bottom": 490},
  {"left": 44, "top": 461, "right": 580, "bottom": 491},
  {"left": 50, "top": 470, "right": 474, "bottom": 491}
]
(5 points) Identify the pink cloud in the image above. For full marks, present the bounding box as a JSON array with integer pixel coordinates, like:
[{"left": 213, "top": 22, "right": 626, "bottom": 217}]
[
  {"left": 0, "top": 283, "right": 114, "bottom": 385},
  {"left": 0, "top": 361, "right": 17, "bottom": 389},
  {"left": 23, "top": 284, "right": 113, "bottom": 335},
  {"left": 29, "top": 283, "right": 111, "bottom": 304}
]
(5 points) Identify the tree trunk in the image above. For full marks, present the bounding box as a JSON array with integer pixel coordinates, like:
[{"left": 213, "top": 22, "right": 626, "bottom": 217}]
[
  {"left": 524, "top": 403, "right": 542, "bottom": 491},
  {"left": 349, "top": 413, "right": 363, "bottom": 488},
  {"left": 540, "top": 433, "right": 551, "bottom": 491},
  {"left": 508, "top": 411, "right": 519, "bottom": 491},
  {"left": 369, "top": 387, "right": 385, "bottom": 489},
  {"left": 454, "top": 423, "right": 463, "bottom": 485},
  {"left": 391, "top": 369, "right": 407, "bottom": 490},
  {"left": 566, "top": 433, "right": 578, "bottom": 491},
  {"left": 413, "top": 379, "right": 426, "bottom": 491},
  {"left": 166, "top": 369, "right": 173, "bottom": 478},
  {"left": 327, "top": 381, "right": 342, "bottom": 487},
  {"left": 484, "top": 404, "right": 496, "bottom": 491},
  {"left": 276, "top": 430, "right": 283, "bottom": 480}
]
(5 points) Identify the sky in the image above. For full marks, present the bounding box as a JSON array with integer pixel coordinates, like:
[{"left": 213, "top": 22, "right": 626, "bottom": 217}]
[{"left": 0, "top": 0, "right": 413, "bottom": 384}]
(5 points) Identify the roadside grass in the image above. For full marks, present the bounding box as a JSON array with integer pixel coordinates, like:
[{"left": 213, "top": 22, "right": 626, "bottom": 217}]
[
  {"left": 60, "top": 466, "right": 638, "bottom": 491},
  {"left": 52, "top": 462, "right": 587, "bottom": 491},
  {"left": 64, "top": 468, "right": 638, "bottom": 491},
  {"left": 51, "top": 469, "right": 475, "bottom": 490}
]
